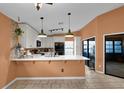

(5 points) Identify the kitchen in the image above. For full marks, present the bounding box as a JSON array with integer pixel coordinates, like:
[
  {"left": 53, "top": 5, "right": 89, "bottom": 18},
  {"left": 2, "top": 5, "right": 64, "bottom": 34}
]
[
  {"left": 11, "top": 22, "right": 88, "bottom": 77},
  {"left": 1, "top": 3, "right": 124, "bottom": 89}
]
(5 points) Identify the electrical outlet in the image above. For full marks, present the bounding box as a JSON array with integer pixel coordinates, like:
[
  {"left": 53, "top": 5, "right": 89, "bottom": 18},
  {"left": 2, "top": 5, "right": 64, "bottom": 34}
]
[{"left": 61, "top": 68, "right": 64, "bottom": 72}]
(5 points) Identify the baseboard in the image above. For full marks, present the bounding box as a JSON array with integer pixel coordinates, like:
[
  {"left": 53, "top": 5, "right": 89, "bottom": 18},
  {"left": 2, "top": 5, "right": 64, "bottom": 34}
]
[
  {"left": 96, "top": 70, "right": 104, "bottom": 74},
  {"left": 3, "top": 78, "right": 17, "bottom": 89},
  {"left": 16, "top": 76, "right": 85, "bottom": 80}
]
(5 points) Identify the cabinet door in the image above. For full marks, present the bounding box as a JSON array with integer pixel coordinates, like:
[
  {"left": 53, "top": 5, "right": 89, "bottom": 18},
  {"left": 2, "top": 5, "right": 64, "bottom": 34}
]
[
  {"left": 31, "top": 30, "right": 37, "bottom": 48},
  {"left": 53, "top": 37, "right": 65, "bottom": 42},
  {"left": 74, "top": 37, "right": 81, "bottom": 55},
  {"left": 19, "top": 24, "right": 27, "bottom": 48},
  {"left": 39, "top": 37, "right": 54, "bottom": 48},
  {"left": 19, "top": 24, "right": 38, "bottom": 48},
  {"left": 46, "top": 37, "right": 54, "bottom": 48}
]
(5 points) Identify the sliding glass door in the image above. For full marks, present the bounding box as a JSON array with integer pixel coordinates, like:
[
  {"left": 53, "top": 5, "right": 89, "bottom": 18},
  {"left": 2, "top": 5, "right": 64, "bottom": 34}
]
[
  {"left": 82, "top": 38, "right": 95, "bottom": 70},
  {"left": 105, "top": 34, "right": 124, "bottom": 78}
]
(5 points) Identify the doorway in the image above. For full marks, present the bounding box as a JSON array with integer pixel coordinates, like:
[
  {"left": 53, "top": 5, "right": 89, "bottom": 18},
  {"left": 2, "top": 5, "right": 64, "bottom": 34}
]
[
  {"left": 82, "top": 37, "right": 96, "bottom": 70},
  {"left": 105, "top": 34, "right": 124, "bottom": 78}
]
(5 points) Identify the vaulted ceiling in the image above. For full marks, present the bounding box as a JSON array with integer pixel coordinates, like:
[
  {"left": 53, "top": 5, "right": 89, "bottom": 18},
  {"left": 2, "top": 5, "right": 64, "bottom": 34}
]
[{"left": 0, "top": 3, "right": 123, "bottom": 35}]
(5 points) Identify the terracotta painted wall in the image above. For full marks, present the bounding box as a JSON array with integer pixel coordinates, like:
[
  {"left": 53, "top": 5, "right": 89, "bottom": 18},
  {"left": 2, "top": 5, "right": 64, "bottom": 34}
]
[
  {"left": 80, "top": 6, "right": 124, "bottom": 72},
  {"left": 0, "top": 12, "right": 16, "bottom": 88}
]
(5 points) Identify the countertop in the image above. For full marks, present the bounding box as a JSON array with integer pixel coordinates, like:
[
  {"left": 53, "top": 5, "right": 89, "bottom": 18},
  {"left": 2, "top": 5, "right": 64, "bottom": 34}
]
[{"left": 11, "top": 55, "right": 90, "bottom": 61}]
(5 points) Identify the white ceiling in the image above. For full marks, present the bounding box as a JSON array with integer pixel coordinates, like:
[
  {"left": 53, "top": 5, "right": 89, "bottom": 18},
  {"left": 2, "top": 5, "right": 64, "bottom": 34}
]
[{"left": 0, "top": 3, "right": 124, "bottom": 35}]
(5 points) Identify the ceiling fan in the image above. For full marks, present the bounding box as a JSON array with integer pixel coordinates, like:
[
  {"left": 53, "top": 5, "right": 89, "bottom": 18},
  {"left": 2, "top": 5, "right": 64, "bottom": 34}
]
[{"left": 35, "top": 3, "right": 53, "bottom": 11}]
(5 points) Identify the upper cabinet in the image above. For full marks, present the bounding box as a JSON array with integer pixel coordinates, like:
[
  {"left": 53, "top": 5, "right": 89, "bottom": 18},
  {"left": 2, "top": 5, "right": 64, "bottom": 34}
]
[
  {"left": 39, "top": 37, "right": 65, "bottom": 48},
  {"left": 74, "top": 37, "right": 82, "bottom": 56},
  {"left": 19, "top": 24, "right": 65, "bottom": 49},
  {"left": 19, "top": 24, "right": 38, "bottom": 48},
  {"left": 39, "top": 37, "right": 54, "bottom": 48},
  {"left": 19, "top": 25, "right": 80, "bottom": 52},
  {"left": 53, "top": 37, "right": 65, "bottom": 43}
]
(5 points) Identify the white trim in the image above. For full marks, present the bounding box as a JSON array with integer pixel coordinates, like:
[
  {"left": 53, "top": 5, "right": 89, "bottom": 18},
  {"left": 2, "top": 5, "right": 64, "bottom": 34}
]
[
  {"left": 81, "top": 36, "right": 97, "bottom": 71},
  {"left": 103, "top": 32, "right": 124, "bottom": 74},
  {"left": 3, "top": 78, "right": 17, "bottom": 89},
  {"left": 94, "top": 37, "right": 97, "bottom": 72},
  {"left": 16, "top": 77, "right": 85, "bottom": 80},
  {"left": 81, "top": 36, "right": 96, "bottom": 41},
  {"left": 103, "top": 34, "right": 105, "bottom": 74},
  {"left": 104, "top": 32, "right": 124, "bottom": 36},
  {"left": 96, "top": 70, "right": 104, "bottom": 74}
]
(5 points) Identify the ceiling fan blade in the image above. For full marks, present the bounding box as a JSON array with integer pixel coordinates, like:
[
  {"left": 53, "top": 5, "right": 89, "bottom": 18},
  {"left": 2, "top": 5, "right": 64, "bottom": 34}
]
[{"left": 46, "top": 3, "right": 53, "bottom": 5}]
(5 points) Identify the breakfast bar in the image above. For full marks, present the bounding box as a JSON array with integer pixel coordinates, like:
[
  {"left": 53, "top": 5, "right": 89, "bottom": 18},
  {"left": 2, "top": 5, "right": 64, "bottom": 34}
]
[{"left": 11, "top": 56, "right": 89, "bottom": 77}]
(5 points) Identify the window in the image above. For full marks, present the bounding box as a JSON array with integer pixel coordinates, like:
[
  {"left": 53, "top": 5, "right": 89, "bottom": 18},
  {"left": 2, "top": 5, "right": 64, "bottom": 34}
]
[
  {"left": 84, "top": 41, "right": 87, "bottom": 53},
  {"left": 89, "top": 41, "right": 95, "bottom": 55},
  {"left": 83, "top": 41, "right": 88, "bottom": 57},
  {"left": 106, "top": 41, "right": 113, "bottom": 53},
  {"left": 105, "top": 40, "right": 122, "bottom": 53},
  {"left": 114, "top": 41, "right": 122, "bottom": 53}
]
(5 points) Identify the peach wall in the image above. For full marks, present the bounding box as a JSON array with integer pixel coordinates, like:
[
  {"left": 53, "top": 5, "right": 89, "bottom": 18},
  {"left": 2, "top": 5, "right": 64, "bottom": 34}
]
[
  {"left": 15, "top": 61, "right": 85, "bottom": 77},
  {"left": 80, "top": 19, "right": 97, "bottom": 40},
  {"left": 0, "top": 12, "right": 16, "bottom": 88},
  {"left": 96, "top": 6, "right": 124, "bottom": 72},
  {"left": 80, "top": 6, "right": 124, "bottom": 72}
]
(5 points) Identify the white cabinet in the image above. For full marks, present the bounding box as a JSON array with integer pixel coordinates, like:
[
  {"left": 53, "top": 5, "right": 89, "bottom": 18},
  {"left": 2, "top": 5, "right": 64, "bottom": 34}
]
[
  {"left": 37, "top": 37, "right": 54, "bottom": 48},
  {"left": 53, "top": 37, "right": 65, "bottom": 42},
  {"left": 19, "top": 26, "right": 65, "bottom": 49},
  {"left": 19, "top": 24, "right": 38, "bottom": 48},
  {"left": 46, "top": 37, "right": 54, "bottom": 48},
  {"left": 39, "top": 38, "right": 48, "bottom": 48},
  {"left": 37, "top": 37, "right": 64, "bottom": 48},
  {"left": 74, "top": 37, "right": 81, "bottom": 56}
]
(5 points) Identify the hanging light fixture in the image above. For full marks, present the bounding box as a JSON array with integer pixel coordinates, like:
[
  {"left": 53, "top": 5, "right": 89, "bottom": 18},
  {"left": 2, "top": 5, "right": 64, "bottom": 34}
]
[
  {"left": 35, "top": 3, "right": 43, "bottom": 11},
  {"left": 65, "top": 12, "right": 74, "bottom": 37},
  {"left": 38, "top": 17, "right": 47, "bottom": 38},
  {"left": 34, "top": 3, "right": 53, "bottom": 11}
]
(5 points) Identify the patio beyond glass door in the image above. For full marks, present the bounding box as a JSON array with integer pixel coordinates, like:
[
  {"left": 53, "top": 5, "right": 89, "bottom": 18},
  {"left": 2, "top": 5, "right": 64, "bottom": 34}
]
[
  {"left": 105, "top": 34, "right": 124, "bottom": 78},
  {"left": 82, "top": 38, "right": 95, "bottom": 70}
]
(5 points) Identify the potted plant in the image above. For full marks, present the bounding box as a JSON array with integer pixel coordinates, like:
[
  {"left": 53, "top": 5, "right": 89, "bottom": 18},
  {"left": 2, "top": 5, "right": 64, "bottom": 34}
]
[
  {"left": 15, "top": 27, "right": 24, "bottom": 44},
  {"left": 15, "top": 26, "right": 24, "bottom": 48},
  {"left": 14, "top": 27, "right": 24, "bottom": 58}
]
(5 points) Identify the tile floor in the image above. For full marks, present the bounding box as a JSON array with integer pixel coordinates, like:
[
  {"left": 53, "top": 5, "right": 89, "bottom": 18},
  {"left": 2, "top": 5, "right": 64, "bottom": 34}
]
[{"left": 7, "top": 67, "right": 124, "bottom": 89}]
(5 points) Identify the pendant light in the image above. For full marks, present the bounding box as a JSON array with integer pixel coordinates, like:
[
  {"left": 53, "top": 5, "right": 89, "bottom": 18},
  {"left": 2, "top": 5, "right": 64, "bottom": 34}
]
[
  {"left": 34, "top": 3, "right": 43, "bottom": 11},
  {"left": 65, "top": 12, "right": 74, "bottom": 37},
  {"left": 38, "top": 17, "right": 47, "bottom": 38},
  {"left": 34, "top": 3, "right": 53, "bottom": 11}
]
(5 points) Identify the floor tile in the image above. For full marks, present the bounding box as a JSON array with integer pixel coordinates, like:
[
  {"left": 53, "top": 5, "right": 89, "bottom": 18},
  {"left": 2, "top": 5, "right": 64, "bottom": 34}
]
[{"left": 6, "top": 66, "right": 124, "bottom": 89}]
